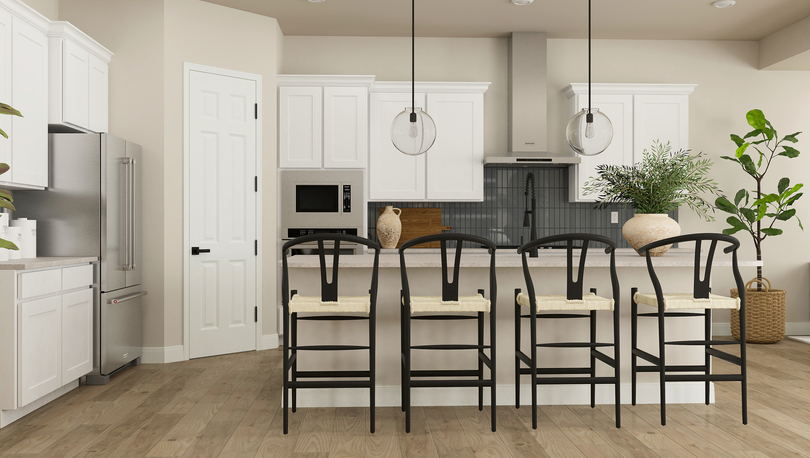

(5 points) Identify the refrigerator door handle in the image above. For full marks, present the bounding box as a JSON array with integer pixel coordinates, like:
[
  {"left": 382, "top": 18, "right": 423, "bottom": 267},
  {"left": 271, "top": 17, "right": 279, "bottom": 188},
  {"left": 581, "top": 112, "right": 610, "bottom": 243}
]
[
  {"left": 129, "top": 158, "right": 136, "bottom": 271},
  {"left": 122, "top": 158, "right": 135, "bottom": 272},
  {"left": 109, "top": 291, "right": 147, "bottom": 304}
]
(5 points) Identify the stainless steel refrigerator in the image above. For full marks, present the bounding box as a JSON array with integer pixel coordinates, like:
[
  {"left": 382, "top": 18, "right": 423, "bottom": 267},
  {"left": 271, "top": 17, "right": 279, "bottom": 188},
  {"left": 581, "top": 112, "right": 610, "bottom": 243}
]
[{"left": 15, "top": 133, "right": 145, "bottom": 384}]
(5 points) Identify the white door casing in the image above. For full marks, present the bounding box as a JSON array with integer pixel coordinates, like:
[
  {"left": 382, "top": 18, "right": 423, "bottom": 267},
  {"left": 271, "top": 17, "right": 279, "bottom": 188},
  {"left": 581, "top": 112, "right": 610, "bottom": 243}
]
[{"left": 187, "top": 67, "right": 258, "bottom": 359}]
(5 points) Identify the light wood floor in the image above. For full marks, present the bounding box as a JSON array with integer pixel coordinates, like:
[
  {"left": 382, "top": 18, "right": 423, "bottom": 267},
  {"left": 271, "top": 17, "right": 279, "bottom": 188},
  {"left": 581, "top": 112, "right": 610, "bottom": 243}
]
[{"left": 2, "top": 338, "right": 810, "bottom": 458}]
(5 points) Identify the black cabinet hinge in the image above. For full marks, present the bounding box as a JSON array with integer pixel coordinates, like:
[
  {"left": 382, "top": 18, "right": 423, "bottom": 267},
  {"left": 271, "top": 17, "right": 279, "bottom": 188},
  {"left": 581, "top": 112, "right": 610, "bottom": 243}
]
[
  {"left": 255, "top": 240, "right": 258, "bottom": 256},
  {"left": 254, "top": 103, "right": 258, "bottom": 119},
  {"left": 254, "top": 306, "right": 258, "bottom": 323}
]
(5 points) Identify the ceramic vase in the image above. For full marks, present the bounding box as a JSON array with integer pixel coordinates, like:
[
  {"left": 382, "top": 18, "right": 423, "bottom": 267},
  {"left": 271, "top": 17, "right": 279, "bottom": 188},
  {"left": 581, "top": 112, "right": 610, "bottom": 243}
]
[
  {"left": 622, "top": 213, "right": 681, "bottom": 256},
  {"left": 376, "top": 206, "right": 402, "bottom": 249}
]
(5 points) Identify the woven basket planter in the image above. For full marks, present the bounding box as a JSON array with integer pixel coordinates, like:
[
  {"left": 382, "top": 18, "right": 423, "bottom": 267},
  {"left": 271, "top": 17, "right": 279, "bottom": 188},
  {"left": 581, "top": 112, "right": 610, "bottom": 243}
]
[{"left": 730, "top": 277, "right": 786, "bottom": 344}]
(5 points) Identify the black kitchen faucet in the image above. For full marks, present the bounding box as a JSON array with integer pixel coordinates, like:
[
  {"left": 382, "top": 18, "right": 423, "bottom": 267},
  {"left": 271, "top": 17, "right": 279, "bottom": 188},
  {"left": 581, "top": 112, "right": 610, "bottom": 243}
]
[{"left": 523, "top": 172, "right": 538, "bottom": 257}]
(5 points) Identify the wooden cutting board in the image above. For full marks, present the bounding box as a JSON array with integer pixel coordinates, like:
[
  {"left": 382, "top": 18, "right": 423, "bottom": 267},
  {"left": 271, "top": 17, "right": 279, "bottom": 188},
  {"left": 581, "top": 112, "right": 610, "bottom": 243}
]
[{"left": 377, "top": 207, "right": 451, "bottom": 248}]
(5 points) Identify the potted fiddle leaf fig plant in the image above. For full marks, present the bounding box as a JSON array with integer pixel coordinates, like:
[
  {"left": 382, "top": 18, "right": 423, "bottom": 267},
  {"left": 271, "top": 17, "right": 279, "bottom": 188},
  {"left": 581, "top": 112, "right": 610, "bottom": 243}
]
[
  {"left": 715, "top": 109, "right": 802, "bottom": 343},
  {"left": 0, "top": 102, "right": 21, "bottom": 252},
  {"left": 583, "top": 140, "right": 720, "bottom": 256}
]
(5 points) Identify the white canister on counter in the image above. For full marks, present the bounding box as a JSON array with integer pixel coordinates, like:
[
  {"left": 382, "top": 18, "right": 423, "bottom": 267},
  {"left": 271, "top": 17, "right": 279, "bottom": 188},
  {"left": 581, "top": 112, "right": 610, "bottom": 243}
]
[
  {"left": 7, "top": 226, "right": 22, "bottom": 260},
  {"left": 0, "top": 224, "right": 8, "bottom": 261},
  {"left": 11, "top": 218, "right": 36, "bottom": 258}
]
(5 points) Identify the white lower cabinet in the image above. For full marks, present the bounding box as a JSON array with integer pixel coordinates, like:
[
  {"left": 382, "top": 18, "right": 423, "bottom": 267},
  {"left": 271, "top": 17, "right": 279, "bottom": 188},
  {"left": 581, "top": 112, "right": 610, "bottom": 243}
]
[
  {"left": 18, "top": 295, "right": 62, "bottom": 407},
  {"left": 61, "top": 289, "right": 93, "bottom": 385}
]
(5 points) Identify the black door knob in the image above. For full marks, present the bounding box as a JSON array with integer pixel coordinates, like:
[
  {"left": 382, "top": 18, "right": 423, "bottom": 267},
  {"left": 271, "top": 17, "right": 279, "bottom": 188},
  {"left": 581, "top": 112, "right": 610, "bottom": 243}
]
[{"left": 191, "top": 247, "right": 211, "bottom": 255}]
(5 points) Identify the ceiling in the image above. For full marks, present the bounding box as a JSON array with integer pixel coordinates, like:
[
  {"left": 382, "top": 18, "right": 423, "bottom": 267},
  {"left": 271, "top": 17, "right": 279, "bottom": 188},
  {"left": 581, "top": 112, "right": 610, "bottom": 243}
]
[{"left": 202, "top": 0, "right": 810, "bottom": 41}]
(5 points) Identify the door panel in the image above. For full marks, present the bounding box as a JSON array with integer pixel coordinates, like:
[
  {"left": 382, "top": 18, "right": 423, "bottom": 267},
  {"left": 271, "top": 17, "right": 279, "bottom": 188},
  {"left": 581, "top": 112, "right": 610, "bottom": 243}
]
[
  {"left": 62, "top": 289, "right": 93, "bottom": 383},
  {"left": 189, "top": 70, "right": 257, "bottom": 359},
  {"left": 102, "top": 135, "right": 126, "bottom": 292},
  {"left": 18, "top": 296, "right": 61, "bottom": 407},
  {"left": 64, "top": 39, "right": 89, "bottom": 128},
  {"left": 100, "top": 286, "right": 143, "bottom": 375},
  {"left": 0, "top": 8, "right": 10, "bottom": 167}
]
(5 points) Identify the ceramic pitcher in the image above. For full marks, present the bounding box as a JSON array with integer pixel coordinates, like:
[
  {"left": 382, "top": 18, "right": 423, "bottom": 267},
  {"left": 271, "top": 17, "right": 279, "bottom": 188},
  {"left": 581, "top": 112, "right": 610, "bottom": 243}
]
[{"left": 376, "top": 206, "right": 402, "bottom": 249}]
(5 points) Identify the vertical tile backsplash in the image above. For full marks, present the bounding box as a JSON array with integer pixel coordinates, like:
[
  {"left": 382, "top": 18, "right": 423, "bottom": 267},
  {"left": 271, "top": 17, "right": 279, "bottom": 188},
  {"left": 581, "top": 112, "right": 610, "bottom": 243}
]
[{"left": 368, "top": 166, "right": 677, "bottom": 248}]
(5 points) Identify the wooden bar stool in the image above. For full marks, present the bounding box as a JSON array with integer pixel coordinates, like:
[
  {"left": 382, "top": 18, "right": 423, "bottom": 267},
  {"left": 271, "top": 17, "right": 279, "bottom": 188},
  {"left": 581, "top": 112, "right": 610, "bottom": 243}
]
[
  {"left": 631, "top": 233, "right": 747, "bottom": 426},
  {"left": 399, "top": 233, "right": 497, "bottom": 433},
  {"left": 515, "top": 233, "right": 621, "bottom": 429},
  {"left": 281, "top": 234, "right": 381, "bottom": 434}
]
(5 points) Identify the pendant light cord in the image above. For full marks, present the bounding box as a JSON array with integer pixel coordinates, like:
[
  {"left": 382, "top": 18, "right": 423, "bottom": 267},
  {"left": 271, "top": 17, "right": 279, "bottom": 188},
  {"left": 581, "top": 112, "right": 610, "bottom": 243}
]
[
  {"left": 588, "top": 0, "right": 591, "bottom": 115},
  {"left": 411, "top": 0, "right": 415, "bottom": 115}
]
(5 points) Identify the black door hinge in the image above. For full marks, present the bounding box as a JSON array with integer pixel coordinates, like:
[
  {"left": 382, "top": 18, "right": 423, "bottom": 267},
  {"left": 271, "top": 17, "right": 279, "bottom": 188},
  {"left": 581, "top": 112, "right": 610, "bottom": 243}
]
[
  {"left": 254, "top": 306, "right": 258, "bottom": 323},
  {"left": 254, "top": 176, "right": 258, "bottom": 192},
  {"left": 254, "top": 103, "right": 258, "bottom": 119},
  {"left": 255, "top": 240, "right": 258, "bottom": 256}
]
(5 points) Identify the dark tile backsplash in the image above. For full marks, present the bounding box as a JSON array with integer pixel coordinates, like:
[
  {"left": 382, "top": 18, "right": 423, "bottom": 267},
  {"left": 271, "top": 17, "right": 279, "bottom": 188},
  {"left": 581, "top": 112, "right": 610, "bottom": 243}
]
[{"left": 367, "top": 166, "right": 677, "bottom": 248}]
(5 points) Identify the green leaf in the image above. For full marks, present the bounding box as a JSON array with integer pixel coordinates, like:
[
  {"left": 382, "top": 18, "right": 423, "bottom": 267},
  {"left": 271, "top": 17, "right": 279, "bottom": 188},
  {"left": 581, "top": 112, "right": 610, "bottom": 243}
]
[
  {"left": 0, "top": 189, "right": 12, "bottom": 201},
  {"left": 735, "top": 143, "right": 750, "bottom": 158},
  {"left": 779, "top": 146, "right": 800, "bottom": 158},
  {"left": 0, "top": 103, "right": 22, "bottom": 117},
  {"left": 730, "top": 134, "right": 745, "bottom": 147},
  {"left": 0, "top": 127, "right": 6, "bottom": 139},
  {"left": 0, "top": 163, "right": 7, "bottom": 176},
  {"left": 0, "top": 199, "right": 15, "bottom": 211},
  {"left": 739, "top": 154, "right": 757, "bottom": 175},
  {"left": 720, "top": 156, "right": 739, "bottom": 163},
  {"left": 761, "top": 228, "right": 783, "bottom": 236},
  {"left": 0, "top": 238, "right": 18, "bottom": 250},
  {"left": 723, "top": 227, "right": 743, "bottom": 235},
  {"left": 778, "top": 178, "right": 790, "bottom": 195},
  {"left": 785, "top": 192, "right": 803, "bottom": 206},
  {"left": 743, "top": 129, "right": 763, "bottom": 139},
  {"left": 763, "top": 127, "right": 775, "bottom": 140},
  {"left": 777, "top": 209, "right": 796, "bottom": 221},
  {"left": 716, "top": 196, "right": 737, "bottom": 213},
  {"left": 734, "top": 189, "right": 746, "bottom": 206},
  {"left": 798, "top": 216, "right": 804, "bottom": 230},
  {"left": 747, "top": 109, "right": 767, "bottom": 130},
  {"left": 783, "top": 132, "right": 801, "bottom": 143},
  {"left": 758, "top": 203, "right": 767, "bottom": 220},
  {"left": 754, "top": 194, "right": 780, "bottom": 205},
  {"left": 727, "top": 216, "right": 747, "bottom": 229},
  {"left": 739, "top": 207, "right": 757, "bottom": 223}
]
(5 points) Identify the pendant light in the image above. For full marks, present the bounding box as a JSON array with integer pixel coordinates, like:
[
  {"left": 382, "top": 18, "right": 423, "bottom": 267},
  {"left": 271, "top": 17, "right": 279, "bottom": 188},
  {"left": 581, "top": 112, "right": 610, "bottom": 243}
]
[
  {"left": 566, "top": 0, "right": 613, "bottom": 156},
  {"left": 391, "top": 0, "right": 436, "bottom": 156}
]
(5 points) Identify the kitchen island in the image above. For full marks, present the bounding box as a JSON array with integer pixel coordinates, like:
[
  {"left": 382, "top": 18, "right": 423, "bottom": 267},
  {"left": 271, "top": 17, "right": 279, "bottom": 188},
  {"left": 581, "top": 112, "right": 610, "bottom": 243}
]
[{"left": 280, "top": 249, "right": 760, "bottom": 409}]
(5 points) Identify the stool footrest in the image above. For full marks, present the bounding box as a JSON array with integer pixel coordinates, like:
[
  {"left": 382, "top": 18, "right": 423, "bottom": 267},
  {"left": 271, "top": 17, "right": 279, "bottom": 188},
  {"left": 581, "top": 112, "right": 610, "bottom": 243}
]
[
  {"left": 296, "top": 315, "right": 369, "bottom": 321},
  {"left": 706, "top": 348, "right": 743, "bottom": 366},
  {"left": 295, "top": 345, "right": 369, "bottom": 351},
  {"left": 635, "top": 365, "right": 706, "bottom": 372},
  {"left": 637, "top": 312, "right": 706, "bottom": 318},
  {"left": 536, "top": 342, "right": 613, "bottom": 348},
  {"left": 592, "top": 350, "right": 616, "bottom": 367},
  {"left": 412, "top": 315, "right": 479, "bottom": 321},
  {"left": 632, "top": 348, "right": 661, "bottom": 366},
  {"left": 534, "top": 376, "right": 617, "bottom": 385},
  {"left": 288, "top": 380, "right": 371, "bottom": 389},
  {"left": 665, "top": 340, "right": 740, "bottom": 346},
  {"left": 410, "top": 379, "right": 493, "bottom": 388},
  {"left": 521, "top": 313, "right": 591, "bottom": 319},
  {"left": 295, "top": 370, "right": 370, "bottom": 378},
  {"left": 520, "top": 367, "right": 591, "bottom": 375},
  {"left": 665, "top": 374, "right": 743, "bottom": 382},
  {"left": 411, "top": 370, "right": 480, "bottom": 378},
  {"left": 412, "top": 344, "right": 490, "bottom": 350}
]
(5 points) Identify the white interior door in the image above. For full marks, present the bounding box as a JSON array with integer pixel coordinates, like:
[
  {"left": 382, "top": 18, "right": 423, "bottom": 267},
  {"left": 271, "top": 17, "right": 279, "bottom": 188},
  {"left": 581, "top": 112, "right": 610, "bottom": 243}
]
[{"left": 188, "top": 70, "right": 257, "bottom": 359}]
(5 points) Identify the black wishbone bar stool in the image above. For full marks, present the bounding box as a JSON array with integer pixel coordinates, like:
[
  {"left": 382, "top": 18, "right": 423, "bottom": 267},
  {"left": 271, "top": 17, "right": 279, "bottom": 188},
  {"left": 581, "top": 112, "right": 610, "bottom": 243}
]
[
  {"left": 515, "top": 233, "right": 621, "bottom": 429},
  {"left": 281, "top": 234, "right": 381, "bottom": 434},
  {"left": 399, "top": 233, "right": 497, "bottom": 433},
  {"left": 631, "top": 233, "right": 747, "bottom": 426}
]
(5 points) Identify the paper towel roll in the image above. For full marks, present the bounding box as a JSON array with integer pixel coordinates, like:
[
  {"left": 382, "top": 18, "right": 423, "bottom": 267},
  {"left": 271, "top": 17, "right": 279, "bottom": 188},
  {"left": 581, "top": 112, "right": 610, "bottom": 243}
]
[
  {"left": 7, "top": 227, "right": 22, "bottom": 260},
  {"left": 11, "top": 218, "right": 36, "bottom": 258}
]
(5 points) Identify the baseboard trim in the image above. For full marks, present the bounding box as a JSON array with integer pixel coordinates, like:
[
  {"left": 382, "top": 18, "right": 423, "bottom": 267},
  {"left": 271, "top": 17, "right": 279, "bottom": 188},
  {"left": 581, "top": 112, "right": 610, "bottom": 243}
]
[
  {"left": 141, "top": 345, "right": 185, "bottom": 364},
  {"left": 713, "top": 322, "right": 810, "bottom": 338},
  {"left": 261, "top": 334, "right": 280, "bottom": 350},
  {"left": 288, "top": 382, "right": 714, "bottom": 409}
]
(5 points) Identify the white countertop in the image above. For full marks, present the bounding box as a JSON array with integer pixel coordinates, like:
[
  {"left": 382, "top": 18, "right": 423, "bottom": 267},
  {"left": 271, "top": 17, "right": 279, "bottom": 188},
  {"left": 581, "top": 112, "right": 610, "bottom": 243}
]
[
  {"left": 283, "top": 248, "right": 761, "bottom": 269},
  {"left": 0, "top": 257, "right": 98, "bottom": 270}
]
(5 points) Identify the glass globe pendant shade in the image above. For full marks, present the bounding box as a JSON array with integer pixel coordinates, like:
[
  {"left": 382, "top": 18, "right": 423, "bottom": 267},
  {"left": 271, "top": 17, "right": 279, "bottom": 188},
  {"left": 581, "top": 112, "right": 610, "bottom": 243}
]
[
  {"left": 566, "top": 108, "right": 613, "bottom": 156},
  {"left": 391, "top": 107, "right": 436, "bottom": 156}
]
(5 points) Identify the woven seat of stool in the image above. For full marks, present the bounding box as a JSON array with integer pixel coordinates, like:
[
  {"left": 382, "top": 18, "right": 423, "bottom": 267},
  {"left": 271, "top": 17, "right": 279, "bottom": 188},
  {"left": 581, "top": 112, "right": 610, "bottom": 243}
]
[
  {"left": 289, "top": 294, "right": 371, "bottom": 314},
  {"left": 405, "top": 294, "right": 491, "bottom": 314},
  {"left": 634, "top": 292, "right": 740, "bottom": 311},
  {"left": 516, "top": 292, "right": 614, "bottom": 311}
]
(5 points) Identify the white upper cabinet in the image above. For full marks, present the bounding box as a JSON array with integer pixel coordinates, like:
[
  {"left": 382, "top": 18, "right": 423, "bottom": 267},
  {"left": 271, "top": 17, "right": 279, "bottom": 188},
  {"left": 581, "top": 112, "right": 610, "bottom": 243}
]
[
  {"left": 48, "top": 21, "right": 113, "bottom": 133},
  {"left": 278, "top": 75, "right": 373, "bottom": 169},
  {"left": 0, "top": 0, "right": 49, "bottom": 189},
  {"left": 369, "top": 82, "right": 490, "bottom": 202},
  {"left": 564, "top": 83, "right": 696, "bottom": 202}
]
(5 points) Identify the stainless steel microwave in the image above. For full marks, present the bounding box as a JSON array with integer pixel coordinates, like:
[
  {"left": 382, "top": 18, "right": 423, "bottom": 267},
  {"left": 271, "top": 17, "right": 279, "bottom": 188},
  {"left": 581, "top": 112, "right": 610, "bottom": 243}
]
[{"left": 280, "top": 169, "right": 365, "bottom": 248}]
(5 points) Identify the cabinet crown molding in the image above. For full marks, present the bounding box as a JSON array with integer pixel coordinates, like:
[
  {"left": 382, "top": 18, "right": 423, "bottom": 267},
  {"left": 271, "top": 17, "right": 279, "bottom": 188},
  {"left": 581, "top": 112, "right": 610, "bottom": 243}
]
[
  {"left": 563, "top": 83, "right": 697, "bottom": 98},
  {"left": 48, "top": 22, "right": 113, "bottom": 62},
  {"left": 0, "top": 0, "right": 49, "bottom": 31},
  {"left": 277, "top": 75, "right": 376, "bottom": 88},
  {"left": 371, "top": 81, "right": 491, "bottom": 94}
]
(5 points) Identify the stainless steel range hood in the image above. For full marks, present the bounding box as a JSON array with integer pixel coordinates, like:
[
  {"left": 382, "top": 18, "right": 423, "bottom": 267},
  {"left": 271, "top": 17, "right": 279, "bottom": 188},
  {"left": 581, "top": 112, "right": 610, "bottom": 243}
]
[{"left": 484, "top": 32, "right": 580, "bottom": 167}]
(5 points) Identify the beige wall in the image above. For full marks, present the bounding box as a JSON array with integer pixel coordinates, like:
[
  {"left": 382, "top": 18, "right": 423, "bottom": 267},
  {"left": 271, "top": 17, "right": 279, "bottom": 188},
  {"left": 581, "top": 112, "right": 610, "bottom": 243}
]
[
  {"left": 21, "top": 0, "right": 57, "bottom": 20},
  {"left": 60, "top": 0, "right": 281, "bottom": 350},
  {"left": 284, "top": 36, "right": 810, "bottom": 326},
  {"left": 164, "top": 0, "right": 280, "bottom": 345},
  {"left": 59, "top": 0, "right": 167, "bottom": 348}
]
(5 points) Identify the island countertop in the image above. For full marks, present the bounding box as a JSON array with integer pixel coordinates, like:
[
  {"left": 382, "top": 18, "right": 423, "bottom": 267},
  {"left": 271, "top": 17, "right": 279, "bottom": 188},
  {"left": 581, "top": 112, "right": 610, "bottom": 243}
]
[
  {"left": 282, "top": 248, "right": 761, "bottom": 269},
  {"left": 0, "top": 256, "right": 98, "bottom": 270}
]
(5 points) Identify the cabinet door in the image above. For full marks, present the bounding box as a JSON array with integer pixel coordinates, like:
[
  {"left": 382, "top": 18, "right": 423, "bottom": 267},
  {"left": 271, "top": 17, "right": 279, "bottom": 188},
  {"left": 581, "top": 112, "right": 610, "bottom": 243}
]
[
  {"left": 279, "top": 86, "right": 322, "bottom": 168},
  {"left": 18, "top": 296, "right": 61, "bottom": 407},
  {"left": 633, "top": 94, "right": 689, "bottom": 159},
  {"left": 63, "top": 39, "right": 90, "bottom": 129},
  {"left": 426, "top": 93, "right": 484, "bottom": 201},
  {"left": 569, "top": 94, "right": 633, "bottom": 202},
  {"left": 323, "top": 87, "right": 368, "bottom": 168},
  {"left": 0, "top": 8, "right": 10, "bottom": 167},
  {"left": 88, "top": 54, "right": 108, "bottom": 133},
  {"left": 10, "top": 16, "right": 48, "bottom": 187},
  {"left": 61, "top": 289, "right": 93, "bottom": 384},
  {"left": 369, "top": 92, "right": 426, "bottom": 201}
]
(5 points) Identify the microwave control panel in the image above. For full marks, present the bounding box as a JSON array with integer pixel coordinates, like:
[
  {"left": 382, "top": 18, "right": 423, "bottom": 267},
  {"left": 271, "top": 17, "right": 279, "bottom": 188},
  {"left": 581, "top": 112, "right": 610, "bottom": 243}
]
[{"left": 343, "top": 185, "right": 351, "bottom": 213}]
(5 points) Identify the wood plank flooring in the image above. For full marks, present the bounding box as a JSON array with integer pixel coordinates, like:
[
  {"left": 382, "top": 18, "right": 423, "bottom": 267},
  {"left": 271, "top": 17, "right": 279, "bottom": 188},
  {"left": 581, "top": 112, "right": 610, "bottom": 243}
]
[{"left": 2, "top": 338, "right": 810, "bottom": 457}]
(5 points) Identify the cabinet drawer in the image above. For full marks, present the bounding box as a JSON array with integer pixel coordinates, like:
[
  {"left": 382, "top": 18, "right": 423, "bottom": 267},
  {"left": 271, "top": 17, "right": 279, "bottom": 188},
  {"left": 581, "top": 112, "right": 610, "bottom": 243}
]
[
  {"left": 18, "top": 269, "right": 62, "bottom": 300},
  {"left": 62, "top": 265, "right": 93, "bottom": 291}
]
